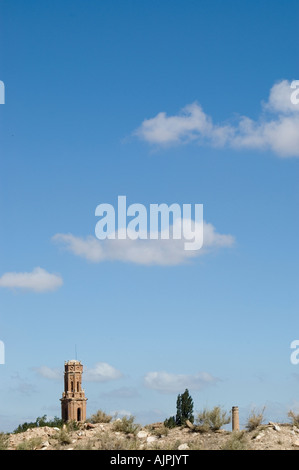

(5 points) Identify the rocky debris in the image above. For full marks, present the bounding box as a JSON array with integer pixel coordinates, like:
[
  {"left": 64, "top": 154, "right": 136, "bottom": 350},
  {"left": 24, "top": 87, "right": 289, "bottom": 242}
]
[
  {"left": 137, "top": 431, "right": 148, "bottom": 439},
  {"left": 149, "top": 422, "right": 164, "bottom": 429},
  {"left": 178, "top": 443, "right": 189, "bottom": 450},
  {"left": 84, "top": 423, "right": 96, "bottom": 430},
  {"left": 40, "top": 440, "right": 49, "bottom": 448},
  {"left": 185, "top": 420, "right": 195, "bottom": 430},
  {"left": 4, "top": 421, "right": 299, "bottom": 451}
]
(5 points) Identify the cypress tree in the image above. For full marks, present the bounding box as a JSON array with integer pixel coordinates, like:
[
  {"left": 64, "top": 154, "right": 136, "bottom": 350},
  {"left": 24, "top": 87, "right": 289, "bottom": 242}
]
[{"left": 175, "top": 388, "right": 194, "bottom": 425}]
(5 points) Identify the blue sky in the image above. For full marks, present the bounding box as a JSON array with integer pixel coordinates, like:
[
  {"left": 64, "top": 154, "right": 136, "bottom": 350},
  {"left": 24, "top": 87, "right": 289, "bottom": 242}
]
[{"left": 0, "top": 0, "right": 298, "bottom": 432}]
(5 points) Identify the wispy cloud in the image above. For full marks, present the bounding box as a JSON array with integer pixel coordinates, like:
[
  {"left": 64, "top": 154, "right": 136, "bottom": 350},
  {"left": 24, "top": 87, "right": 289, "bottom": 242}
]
[
  {"left": 84, "top": 362, "right": 123, "bottom": 382},
  {"left": 35, "top": 362, "right": 123, "bottom": 383},
  {"left": 0, "top": 267, "right": 63, "bottom": 292},
  {"left": 100, "top": 387, "right": 140, "bottom": 399},
  {"left": 144, "top": 370, "right": 218, "bottom": 394},
  {"left": 134, "top": 80, "right": 299, "bottom": 157},
  {"left": 52, "top": 221, "right": 234, "bottom": 266},
  {"left": 109, "top": 409, "right": 133, "bottom": 418},
  {"left": 9, "top": 373, "right": 37, "bottom": 396},
  {"left": 34, "top": 366, "right": 62, "bottom": 380}
]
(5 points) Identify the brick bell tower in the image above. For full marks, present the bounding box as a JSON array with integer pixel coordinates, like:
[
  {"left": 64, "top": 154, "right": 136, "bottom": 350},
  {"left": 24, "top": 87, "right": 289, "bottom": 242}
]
[{"left": 60, "top": 360, "right": 87, "bottom": 422}]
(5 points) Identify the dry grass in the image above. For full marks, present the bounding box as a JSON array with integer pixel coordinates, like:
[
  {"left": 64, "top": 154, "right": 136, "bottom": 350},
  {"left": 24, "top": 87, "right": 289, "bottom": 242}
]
[
  {"left": 245, "top": 407, "right": 265, "bottom": 432},
  {"left": 221, "top": 431, "right": 250, "bottom": 450},
  {"left": 94, "top": 431, "right": 141, "bottom": 450},
  {"left": 53, "top": 428, "right": 72, "bottom": 445},
  {"left": 89, "top": 410, "right": 113, "bottom": 424},
  {"left": 145, "top": 423, "right": 169, "bottom": 437},
  {"left": 195, "top": 406, "right": 231, "bottom": 432},
  {"left": 16, "top": 437, "right": 43, "bottom": 450},
  {"left": 288, "top": 410, "right": 299, "bottom": 427},
  {"left": 112, "top": 416, "right": 140, "bottom": 435},
  {"left": 0, "top": 433, "right": 9, "bottom": 450}
]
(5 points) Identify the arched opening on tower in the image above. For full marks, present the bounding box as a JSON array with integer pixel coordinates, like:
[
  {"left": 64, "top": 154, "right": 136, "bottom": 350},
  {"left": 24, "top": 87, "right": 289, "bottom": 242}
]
[{"left": 77, "top": 408, "right": 81, "bottom": 422}]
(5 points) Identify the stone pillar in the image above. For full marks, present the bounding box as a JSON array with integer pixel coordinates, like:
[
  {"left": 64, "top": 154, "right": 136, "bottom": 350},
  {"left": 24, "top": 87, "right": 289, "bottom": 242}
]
[{"left": 232, "top": 406, "right": 239, "bottom": 431}]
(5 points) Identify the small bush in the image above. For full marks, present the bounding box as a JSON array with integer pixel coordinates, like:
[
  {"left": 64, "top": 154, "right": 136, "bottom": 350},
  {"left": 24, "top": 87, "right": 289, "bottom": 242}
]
[
  {"left": 53, "top": 428, "right": 72, "bottom": 445},
  {"left": 75, "top": 439, "right": 94, "bottom": 450},
  {"left": 164, "top": 416, "right": 176, "bottom": 429},
  {"left": 112, "top": 416, "right": 140, "bottom": 435},
  {"left": 65, "top": 420, "right": 80, "bottom": 432},
  {"left": 0, "top": 433, "right": 9, "bottom": 450},
  {"left": 196, "top": 406, "right": 231, "bottom": 432},
  {"left": 17, "top": 437, "right": 43, "bottom": 450},
  {"left": 222, "top": 431, "right": 249, "bottom": 450},
  {"left": 89, "top": 410, "right": 112, "bottom": 424},
  {"left": 288, "top": 410, "right": 299, "bottom": 427},
  {"left": 146, "top": 424, "right": 169, "bottom": 437},
  {"left": 245, "top": 407, "right": 265, "bottom": 432}
]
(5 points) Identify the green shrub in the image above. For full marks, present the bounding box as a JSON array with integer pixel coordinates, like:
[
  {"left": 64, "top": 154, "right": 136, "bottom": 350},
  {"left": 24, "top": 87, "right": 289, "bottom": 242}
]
[
  {"left": 13, "top": 415, "right": 63, "bottom": 433},
  {"left": 196, "top": 406, "right": 231, "bottom": 432},
  {"left": 164, "top": 416, "right": 176, "bottom": 429}
]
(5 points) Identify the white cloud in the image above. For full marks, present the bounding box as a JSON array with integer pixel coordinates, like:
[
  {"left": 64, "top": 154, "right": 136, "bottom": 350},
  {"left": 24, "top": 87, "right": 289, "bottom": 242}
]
[
  {"left": 34, "top": 362, "right": 122, "bottom": 383},
  {"left": 84, "top": 362, "right": 123, "bottom": 382},
  {"left": 52, "top": 221, "right": 234, "bottom": 266},
  {"left": 134, "top": 102, "right": 215, "bottom": 145},
  {"left": 144, "top": 371, "right": 218, "bottom": 394},
  {"left": 109, "top": 409, "right": 133, "bottom": 418},
  {"left": 0, "top": 267, "right": 63, "bottom": 292},
  {"left": 34, "top": 366, "right": 62, "bottom": 380},
  {"left": 264, "top": 80, "right": 299, "bottom": 114},
  {"left": 134, "top": 80, "right": 299, "bottom": 157}
]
